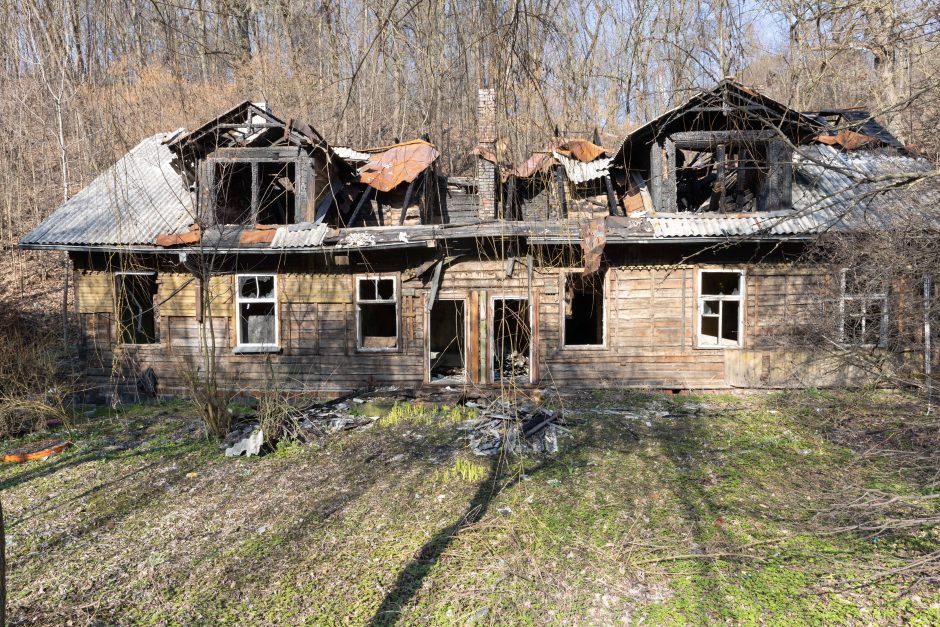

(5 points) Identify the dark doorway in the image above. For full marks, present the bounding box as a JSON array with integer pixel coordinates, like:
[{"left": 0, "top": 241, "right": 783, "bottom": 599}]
[
  {"left": 492, "top": 298, "right": 530, "bottom": 382},
  {"left": 429, "top": 300, "right": 466, "bottom": 382}
]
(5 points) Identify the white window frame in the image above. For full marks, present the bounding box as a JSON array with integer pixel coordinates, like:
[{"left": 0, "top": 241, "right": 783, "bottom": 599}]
[
  {"left": 839, "top": 268, "right": 888, "bottom": 347},
  {"left": 560, "top": 270, "right": 608, "bottom": 350},
  {"left": 696, "top": 268, "right": 745, "bottom": 349},
  {"left": 489, "top": 295, "right": 534, "bottom": 384},
  {"left": 114, "top": 270, "right": 159, "bottom": 345},
  {"left": 356, "top": 275, "right": 399, "bottom": 352},
  {"left": 234, "top": 273, "right": 279, "bottom": 351}
]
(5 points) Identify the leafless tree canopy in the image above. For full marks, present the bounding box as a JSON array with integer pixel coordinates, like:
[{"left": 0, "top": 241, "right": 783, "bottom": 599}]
[{"left": 0, "top": 0, "right": 937, "bottom": 310}]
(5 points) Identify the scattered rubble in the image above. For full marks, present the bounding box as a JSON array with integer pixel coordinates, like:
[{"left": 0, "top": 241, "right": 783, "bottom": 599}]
[
  {"left": 496, "top": 350, "right": 530, "bottom": 379},
  {"left": 221, "top": 423, "right": 264, "bottom": 457},
  {"left": 459, "top": 399, "right": 580, "bottom": 456}
]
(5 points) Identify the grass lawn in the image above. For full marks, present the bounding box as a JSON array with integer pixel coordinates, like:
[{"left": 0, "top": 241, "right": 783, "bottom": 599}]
[{"left": 1, "top": 389, "right": 938, "bottom": 625}]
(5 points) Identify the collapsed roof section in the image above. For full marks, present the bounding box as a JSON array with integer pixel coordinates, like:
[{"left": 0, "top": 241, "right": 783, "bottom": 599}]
[{"left": 19, "top": 82, "right": 940, "bottom": 253}]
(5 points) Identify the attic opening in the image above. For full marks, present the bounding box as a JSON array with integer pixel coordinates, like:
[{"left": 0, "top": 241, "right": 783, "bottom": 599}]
[
  {"left": 212, "top": 159, "right": 298, "bottom": 225},
  {"left": 492, "top": 298, "right": 531, "bottom": 382},
  {"left": 115, "top": 273, "right": 158, "bottom": 345},
  {"left": 429, "top": 300, "right": 466, "bottom": 382},
  {"left": 661, "top": 134, "right": 792, "bottom": 213},
  {"left": 564, "top": 272, "right": 604, "bottom": 346}
]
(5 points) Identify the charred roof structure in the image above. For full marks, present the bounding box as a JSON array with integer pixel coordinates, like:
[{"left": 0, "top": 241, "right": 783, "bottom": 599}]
[{"left": 20, "top": 80, "right": 940, "bottom": 399}]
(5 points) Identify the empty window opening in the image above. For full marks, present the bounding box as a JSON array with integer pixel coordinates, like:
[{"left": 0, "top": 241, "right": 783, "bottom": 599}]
[
  {"left": 841, "top": 269, "right": 888, "bottom": 346},
  {"left": 564, "top": 272, "right": 604, "bottom": 346},
  {"left": 215, "top": 162, "right": 253, "bottom": 224},
  {"left": 236, "top": 274, "right": 278, "bottom": 347},
  {"left": 672, "top": 137, "right": 790, "bottom": 213},
  {"left": 429, "top": 300, "right": 466, "bottom": 382},
  {"left": 213, "top": 160, "right": 298, "bottom": 225},
  {"left": 357, "top": 276, "right": 398, "bottom": 350},
  {"left": 257, "top": 161, "right": 296, "bottom": 224},
  {"left": 116, "top": 273, "right": 158, "bottom": 344},
  {"left": 698, "top": 271, "right": 743, "bottom": 347},
  {"left": 493, "top": 298, "right": 531, "bottom": 382}
]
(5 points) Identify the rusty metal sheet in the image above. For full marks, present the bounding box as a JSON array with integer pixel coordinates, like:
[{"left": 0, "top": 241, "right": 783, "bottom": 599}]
[
  {"left": 554, "top": 139, "right": 607, "bottom": 163},
  {"left": 358, "top": 140, "right": 440, "bottom": 192},
  {"left": 239, "top": 225, "right": 278, "bottom": 245},
  {"left": 155, "top": 224, "right": 201, "bottom": 247},
  {"left": 580, "top": 217, "right": 606, "bottom": 274},
  {"left": 510, "top": 152, "right": 556, "bottom": 179},
  {"left": 472, "top": 145, "right": 499, "bottom": 164},
  {"left": 815, "top": 130, "right": 874, "bottom": 151}
]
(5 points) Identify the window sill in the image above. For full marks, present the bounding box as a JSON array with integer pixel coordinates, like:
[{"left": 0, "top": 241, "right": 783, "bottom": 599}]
[
  {"left": 560, "top": 344, "right": 608, "bottom": 351},
  {"left": 233, "top": 345, "right": 282, "bottom": 354}
]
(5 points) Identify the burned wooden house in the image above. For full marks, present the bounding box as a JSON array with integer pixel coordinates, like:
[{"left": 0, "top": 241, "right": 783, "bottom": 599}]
[{"left": 20, "top": 81, "right": 940, "bottom": 399}]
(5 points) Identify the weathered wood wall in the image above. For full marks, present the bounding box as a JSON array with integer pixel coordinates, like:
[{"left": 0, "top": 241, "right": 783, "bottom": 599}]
[{"left": 74, "top": 256, "right": 861, "bottom": 398}]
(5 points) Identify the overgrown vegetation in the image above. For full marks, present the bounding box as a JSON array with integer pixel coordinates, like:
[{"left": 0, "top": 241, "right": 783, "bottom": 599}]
[{"left": 1, "top": 390, "right": 938, "bottom": 624}]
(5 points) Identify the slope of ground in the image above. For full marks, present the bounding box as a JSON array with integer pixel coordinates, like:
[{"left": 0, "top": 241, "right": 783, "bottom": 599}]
[{"left": 1, "top": 390, "right": 938, "bottom": 625}]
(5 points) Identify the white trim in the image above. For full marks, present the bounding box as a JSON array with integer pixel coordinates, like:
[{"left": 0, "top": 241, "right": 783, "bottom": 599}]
[
  {"left": 234, "top": 273, "right": 279, "bottom": 349},
  {"left": 489, "top": 295, "right": 534, "bottom": 384},
  {"left": 696, "top": 268, "right": 745, "bottom": 349},
  {"left": 114, "top": 270, "right": 156, "bottom": 276},
  {"left": 425, "top": 296, "right": 469, "bottom": 384},
  {"left": 839, "top": 268, "right": 889, "bottom": 347},
  {"left": 560, "top": 270, "right": 608, "bottom": 350},
  {"left": 355, "top": 274, "right": 400, "bottom": 352}
]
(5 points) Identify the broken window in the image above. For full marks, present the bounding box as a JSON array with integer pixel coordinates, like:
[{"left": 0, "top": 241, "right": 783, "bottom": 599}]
[
  {"left": 115, "top": 272, "right": 158, "bottom": 344},
  {"left": 357, "top": 276, "right": 398, "bottom": 350},
  {"left": 698, "top": 270, "right": 743, "bottom": 347},
  {"left": 563, "top": 272, "right": 605, "bottom": 346},
  {"left": 429, "top": 300, "right": 466, "bottom": 382},
  {"left": 211, "top": 159, "right": 297, "bottom": 225},
  {"left": 236, "top": 274, "right": 278, "bottom": 348},
  {"left": 670, "top": 137, "right": 791, "bottom": 213},
  {"left": 493, "top": 298, "right": 531, "bottom": 382},
  {"left": 840, "top": 269, "right": 888, "bottom": 346}
]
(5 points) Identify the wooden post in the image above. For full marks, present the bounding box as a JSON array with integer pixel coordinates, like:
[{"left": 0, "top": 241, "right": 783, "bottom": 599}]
[
  {"left": 553, "top": 164, "right": 568, "bottom": 219},
  {"left": 604, "top": 175, "right": 618, "bottom": 216},
  {"left": 399, "top": 177, "right": 418, "bottom": 225},
  {"left": 346, "top": 186, "right": 374, "bottom": 227}
]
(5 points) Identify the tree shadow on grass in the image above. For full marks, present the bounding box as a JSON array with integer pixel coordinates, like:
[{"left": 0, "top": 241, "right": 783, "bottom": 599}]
[{"left": 368, "top": 434, "right": 596, "bottom": 627}]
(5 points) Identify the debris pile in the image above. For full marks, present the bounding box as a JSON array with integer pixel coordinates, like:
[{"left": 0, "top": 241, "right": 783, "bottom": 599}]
[
  {"left": 430, "top": 366, "right": 467, "bottom": 382},
  {"left": 293, "top": 400, "right": 380, "bottom": 440},
  {"left": 497, "top": 350, "right": 530, "bottom": 379},
  {"left": 460, "top": 399, "right": 579, "bottom": 456},
  {"left": 221, "top": 422, "right": 263, "bottom": 457}
]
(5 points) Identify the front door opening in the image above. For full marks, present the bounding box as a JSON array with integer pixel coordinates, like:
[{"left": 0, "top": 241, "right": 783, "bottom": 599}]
[
  {"left": 493, "top": 298, "right": 530, "bottom": 382},
  {"left": 429, "top": 300, "right": 466, "bottom": 382}
]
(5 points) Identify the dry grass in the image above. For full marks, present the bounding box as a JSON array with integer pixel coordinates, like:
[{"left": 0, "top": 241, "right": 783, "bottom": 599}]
[{"left": 1, "top": 391, "right": 938, "bottom": 625}]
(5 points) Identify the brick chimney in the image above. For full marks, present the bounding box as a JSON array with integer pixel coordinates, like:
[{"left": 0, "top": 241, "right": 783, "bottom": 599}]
[{"left": 476, "top": 87, "right": 498, "bottom": 220}]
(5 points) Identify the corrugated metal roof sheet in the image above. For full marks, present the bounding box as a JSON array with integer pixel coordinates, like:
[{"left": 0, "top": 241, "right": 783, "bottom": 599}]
[
  {"left": 21, "top": 132, "right": 193, "bottom": 246},
  {"left": 270, "top": 223, "right": 330, "bottom": 248},
  {"left": 334, "top": 146, "right": 370, "bottom": 162},
  {"left": 646, "top": 145, "right": 940, "bottom": 238},
  {"left": 553, "top": 152, "right": 612, "bottom": 183}
]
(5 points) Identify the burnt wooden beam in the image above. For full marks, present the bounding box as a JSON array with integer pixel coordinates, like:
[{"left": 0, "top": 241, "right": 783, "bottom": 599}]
[
  {"left": 669, "top": 130, "right": 776, "bottom": 150},
  {"left": 426, "top": 259, "right": 444, "bottom": 312},
  {"left": 553, "top": 164, "right": 568, "bottom": 219},
  {"left": 313, "top": 190, "right": 336, "bottom": 225},
  {"left": 398, "top": 177, "right": 419, "bottom": 225},
  {"left": 603, "top": 175, "right": 619, "bottom": 216},
  {"left": 376, "top": 198, "right": 385, "bottom": 226},
  {"left": 505, "top": 256, "right": 516, "bottom": 277},
  {"left": 345, "top": 186, "right": 374, "bottom": 227}
]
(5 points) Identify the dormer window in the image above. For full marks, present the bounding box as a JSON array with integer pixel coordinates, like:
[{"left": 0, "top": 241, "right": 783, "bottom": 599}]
[
  {"left": 200, "top": 149, "right": 304, "bottom": 225},
  {"left": 652, "top": 131, "right": 793, "bottom": 214}
]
